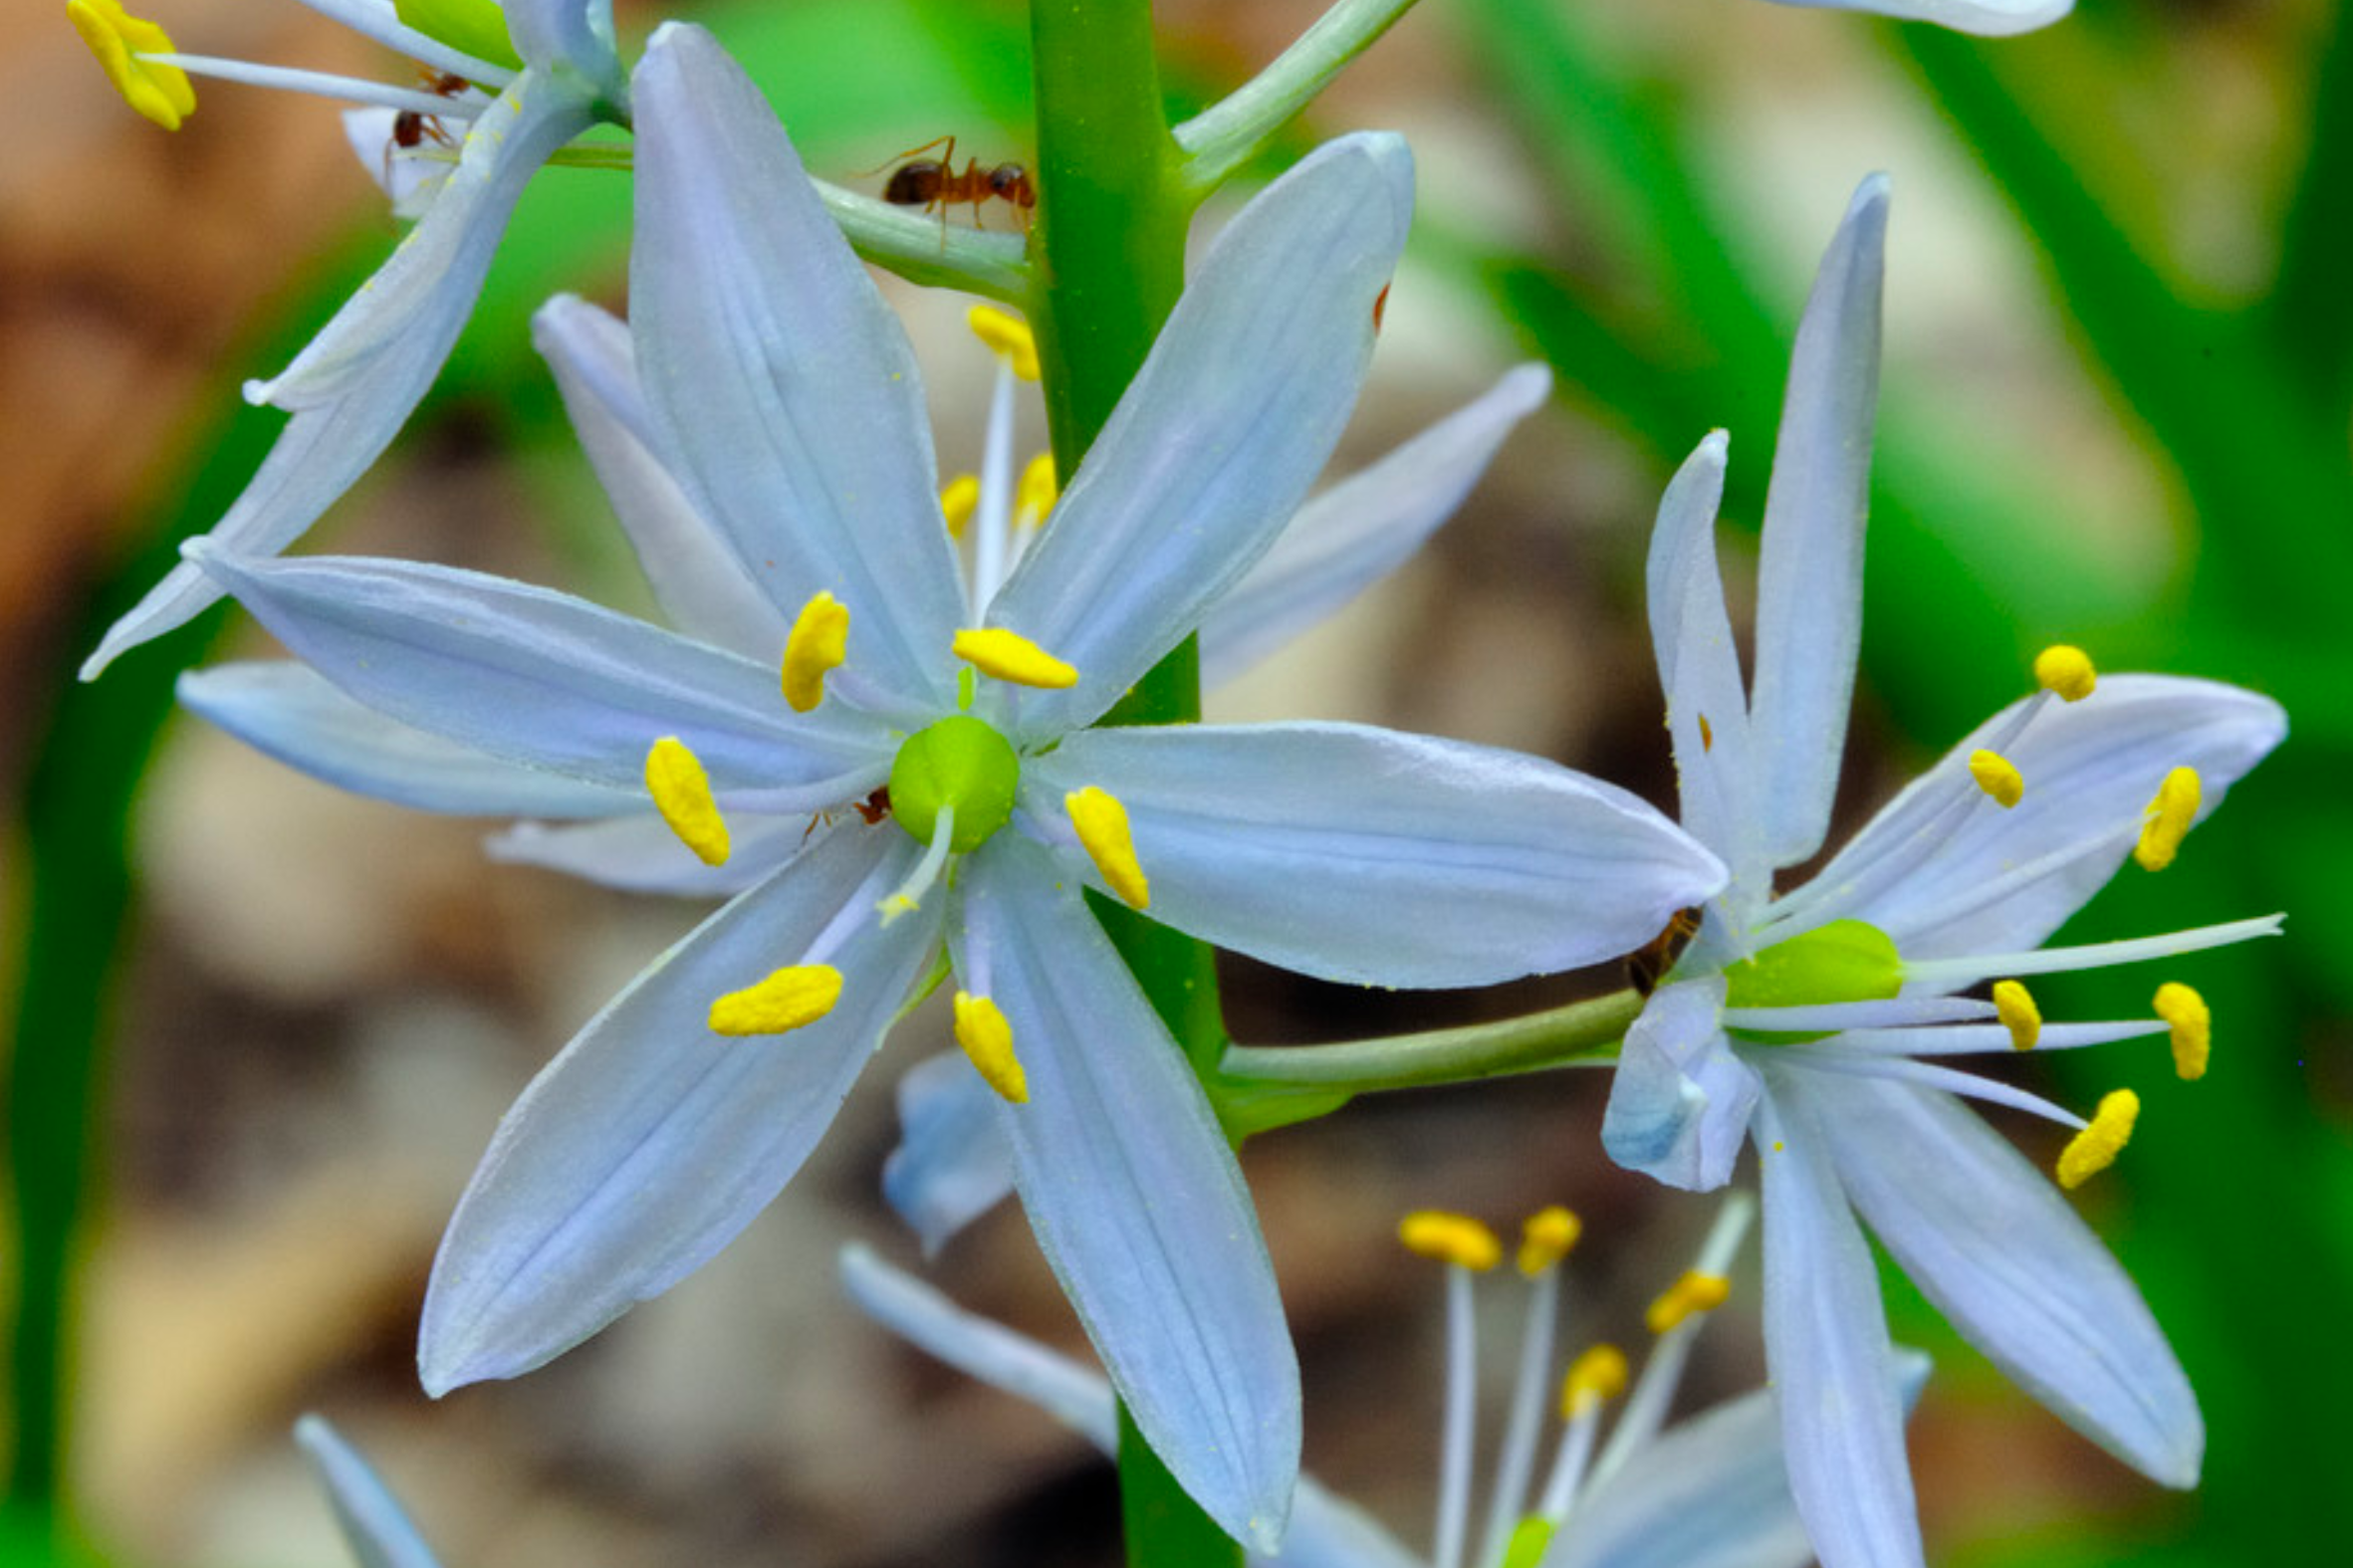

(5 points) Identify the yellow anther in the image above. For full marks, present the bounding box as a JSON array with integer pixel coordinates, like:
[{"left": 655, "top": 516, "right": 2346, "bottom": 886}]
[
  {"left": 707, "top": 965, "right": 843, "bottom": 1036},
  {"left": 2155, "top": 982, "right": 2210, "bottom": 1081},
  {"left": 1065, "top": 785, "right": 1149, "bottom": 910},
  {"left": 781, "top": 590, "right": 850, "bottom": 713},
  {"left": 939, "top": 474, "right": 981, "bottom": 539},
  {"left": 1516, "top": 1206, "right": 1582, "bottom": 1276},
  {"left": 1560, "top": 1345, "right": 1629, "bottom": 1418},
  {"left": 2056, "top": 1089, "right": 2140, "bottom": 1190},
  {"left": 968, "top": 305, "right": 1041, "bottom": 380},
  {"left": 644, "top": 736, "right": 730, "bottom": 866},
  {"left": 1398, "top": 1211, "right": 1503, "bottom": 1272},
  {"left": 2134, "top": 766, "right": 2201, "bottom": 871},
  {"left": 1994, "top": 979, "right": 2041, "bottom": 1051},
  {"left": 1644, "top": 1270, "right": 1731, "bottom": 1334},
  {"left": 70, "top": 0, "right": 196, "bottom": 130},
  {"left": 953, "top": 627, "right": 1078, "bottom": 689},
  {"left": 1969, "top": 749, "right": 2024, "bottom": 808},
  {"left": 2034, "top": 644, "right": 2097, "bottom": 702},
  {"left": 1015, "top": 452, "right": 1059, "bottom": 522},
  {"left": 952, "top": 992, "right": 1029, "bottom": 1104}
]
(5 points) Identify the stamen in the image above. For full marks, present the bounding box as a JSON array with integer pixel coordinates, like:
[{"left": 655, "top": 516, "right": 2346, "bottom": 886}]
[
  {"left": 1898, "top": 913, "right": 2282, "bottom": 987},
  {"left": 2034, "top": 644, "right": 2097, "bottom": 702},
  {"left": 2156, "top": 982, "right": 2210, "bottom": 1080},
  {"left": 879, "top": 804, "right": 957, "bottom": 926},
  {"left": 70, "top": 1, "right": 195, "bottom": 130},
  {"left": 1587, "top": 1193, "right": 1753, "bottom": 1494},
  {"left": 644, "top": 736, "right": 730, "bottom": 866},
  {"left": 953, "top": 627, "right": 1078, "bottom": 689},
  {"left": 1398, "top": 1211, "right": 1503, "bottom": 1271},
  {"left": 1994, "top": 980, "right": 2041, "bottom": 1050},
  {"left": 1015, "top": 452, "right": 1059, "bottom": 523},
  {"left": 952, "top": 992, "right": 1029, "bottom": 1104},
  {"left": 967, "top": 305, "right": 1042, "bottom": 380},
  {"left": 1643, "top": 1271, "right": 1730, "bottom": 1334},
  {"left": 939, "top": 475, "right": 981, "bottom": 539},
  {"left": 1533, "top": 1345, "right": 1621, "bottom": 1525},
  {"left": 1517, "top": 1206, "right": 1582, "bottom": 1276},
  {"left": 1065, "top": 786, "right": 1150, "bottom": 910},
  {"left": 1559, "top": 1345, "right": 1628, "bottom": 1417},
  {"left": 708, "top": 965, "right": 843, "bottom": 1036},
  {"left": 782, "top": 590, "right": 850, "bottom": 713},
  {"left": 1969, "top": 749, "right": 2024, "bottom": 808},
  {"left": 2057, "top": 1089, "right": 2139, "bottom": 1189},
  {"left": 1480, "top": 1230, "right": 1564, "bottom": 1568},
  {"left": 2134, "top": 766, "right": 2202, "bottom": 871},
  {"left": 1434, "top": 1260, "right": 1478, "bottom": 1568}
]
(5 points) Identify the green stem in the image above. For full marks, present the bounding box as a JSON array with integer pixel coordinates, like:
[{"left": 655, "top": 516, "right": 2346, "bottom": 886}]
[
  {"left": 1219, "top": 990, "right": 1640, "bottom": 1094},
  {"left": 1172, "top": 0, "right": 1424, "bottom": 194}
]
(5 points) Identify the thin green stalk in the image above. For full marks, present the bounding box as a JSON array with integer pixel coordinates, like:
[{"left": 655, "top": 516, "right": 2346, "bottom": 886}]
[{"left": 1219, "top": 990, "right": 1639, "bottom": 1094}]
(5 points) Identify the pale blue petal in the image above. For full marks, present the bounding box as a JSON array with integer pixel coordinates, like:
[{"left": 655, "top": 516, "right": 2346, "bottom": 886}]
[
  {"left": 1746, "top": 176, "right": 1887, "bottom": 870},
  {"left": 1545, "top": 1389, "right": 1806, "bottom": 1568},
  {"left": 533, "top": 296, "right": 792, "bottom": 658},
  {"left": 1811, "top": 1070, "right": 2202, "bottom": 1485},
  {"left": 178, "top": 661, "right": 638, "bottom": 818},
  {"left": 294, "top": 1416, "right": 442, "bottom": 1568},
  {"left": 1753, "top": 1075, "right": 1925, "bottom": 1568},
  {"left": 1025, "top": 723, "right": 1725, "bottom": 988},
  {"left": 84, "top": 77, "right": 593, "bottom": 678},
  {"left": 989, "top": 134, "right": 1415, "bottom": 736},
  {"left": 1601, "top": 976, "right": 1758, "bottom": 1193},
  {"left": 1763, "top": 0, "right": 2072, "bottom": 37},
  {"left": 191, "top": 552, "right": 888, "bottom": 803},
  {"left": 505, "top": 0, "right": 626, "bottom": 100},
  {"left": 954, "top": 836, "right": 1298, "bottom": 1553},
  {"left": 1270, "top": 1489, "right": 1424, "bottom": 1568},
  {"left": 881, "top": 1051, "right": 1018, "bottom": 1256},
  {"left": 629, "top": 25, "right": 964, "bottom": 708},
  {"left": 420, "top": 827, "right": 940, "bottom": 1392},
  {"left": 1200, "top": 364, "right": 1552, "bottom": 687},
  {"left": 486, "top": 813, "right": 817, "bottom": 896}
]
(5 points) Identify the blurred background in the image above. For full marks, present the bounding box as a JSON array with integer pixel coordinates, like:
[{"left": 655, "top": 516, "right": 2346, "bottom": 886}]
[{"left": 2, "top": 0, "right": 2346, "bottom": 1564}]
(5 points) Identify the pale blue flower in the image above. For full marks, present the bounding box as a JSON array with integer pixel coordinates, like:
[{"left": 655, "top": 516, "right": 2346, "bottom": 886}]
[
  {"left": 1599, "top": 174, "right": 2286, "bottom": 1568},
  {"left": 296, "top": 1415, "right": 442, "bottom": 1568},
  {"left": 1763, "top": 0, "right": 2070, "bottom": 35},
  {"left": 185, "top": 25, "right": 1723, "bottom": 1548},
  {"left": 80, "top": 0, "right": 629, "bottom": 678}
]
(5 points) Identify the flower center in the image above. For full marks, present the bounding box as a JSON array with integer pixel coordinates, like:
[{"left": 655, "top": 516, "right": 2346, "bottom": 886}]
[
  {"left": 889, "top": 715, "right": 1020, "bottom": 853},
  {"left": 1722, "top": 919, "right": 1901, "bottom": 1039}
]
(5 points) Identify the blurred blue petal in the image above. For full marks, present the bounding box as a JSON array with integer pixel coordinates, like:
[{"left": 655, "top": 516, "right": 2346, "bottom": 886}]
[
  {"left": 881, "top": 1051, "right": 1018, "bottom": 1257},
  {"left": 1764, "top": 0, "right": 2073, "bottom": 37},
  {"left": 295, "top": 1415, "right": 443, "bottom": 1568},
  {"left": 487, "top": 813, "right": 808, "bottom": 896}
]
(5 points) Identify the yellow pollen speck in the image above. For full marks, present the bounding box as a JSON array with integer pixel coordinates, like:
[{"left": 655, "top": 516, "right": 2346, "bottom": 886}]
[
  {"left": 708, "top": 965, "right": 843, "bottom": 1036},
  {"left": 782, "top": 590, "right": 850, "bottom": 713},
  {"left": 968, "top": 305, "right": 1041, "bottom": 380},
  {"left": 939, "top": 474, "right": 981, "bottom": 539},
  {"left": 1698, "top": 713, "right": 1714, "bottom": 753},
  {"left": 953, "top": 627, "right": 1078, "bottom": 689},
  {"left": 1398, "top": 1211, "right": 1502, "bottom": 1271},
  {"left": 644, "top": 736, "right": 730, "bottom": 866},
  {"left": 953, "top": 992, "right": 1028, "bottom": 1104},
  {"left": 2034, "top": 644, "right": 2097, "bottom": 702},
  {"left": 1560, "top": 1345, "right": 1628, "bottom": 1418},
  {"left": 2057, "top": 1089, "right": 2140, "bottom": 1190},
  {"left": 1644, "top": 1270, "right": 1731, "bottom": 1334},
  {"left": 2134, "top": 766, "right": 2201, "bottom": 871},
  {"left": 2156, "top": 982, "right": 2210, "bottom": 1080},
  {"left": 1517, "top": 1206, "right": 1582, "bottom": 1276},
  {"left": 1994, "top": 980, "right": 2041, "bottom": 1050},
  {"left": 70, "top": 0, "right": 195, "bottom": 130},
  {"left": 1015, "top": 452, "right": 1059, "bottom": 523},
  {"left": 1065, "top": 785, "right": 1149, "bottom": 910},
  {"left": 1969, "top": 749, "right": 2024, "bottom": 808}
]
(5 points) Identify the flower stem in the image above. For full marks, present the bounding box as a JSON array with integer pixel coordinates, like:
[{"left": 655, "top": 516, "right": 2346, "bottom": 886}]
[{"left": 1219, "top": 990, "right": 1643, "bottom": 1093}]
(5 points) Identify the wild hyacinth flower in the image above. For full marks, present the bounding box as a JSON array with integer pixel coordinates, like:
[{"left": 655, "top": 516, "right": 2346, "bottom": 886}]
[
  {"left": 1599, "top": 175, "right": 2285, "bottom": 1568},
  {"left": 296, "top": 1415, "right": 443, "bottom": 1568},
  {"left": 71, "top": 0, "right": 629, "bottom": 677},
  {"left": 186, "top": 25, "right": 1724, "bottom": 1545},
  {"left": 1763, "top": 0, "right": 2071, "bottom": 36}
]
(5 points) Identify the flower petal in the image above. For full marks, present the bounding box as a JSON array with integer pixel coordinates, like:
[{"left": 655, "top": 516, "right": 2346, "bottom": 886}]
[
  {"left": 294, "top": 1415, "right": 443, "bottom": 1568},
  {"left": 953, "top": 835, "right": 1298, "bottom": 1552},
  {"left": 880, "top": 1051, "right": 1018, "bottom": 1257},
  {"left": 1601, "top": 975, "right": 1759, "bottom": 1193},
  {"left": 1547, "top": 1389, "right": 1808, "bottom": 1568},
  {"left": 487, "top": 813, "right": 811, "bottom": 896},
  {"left": 629, "top": 24, "right": 965, "bottom": 707},
  {"left": 1753, "top": 1074, "right": 1926, "bottom": 1568},
  {"left": 1025, "top": 723, "right": 1725, "bottom": 987},
  {"left": 419, "top": 826, "right": 939, "bottom": 1392},
  {"left": 988, "top": 133, "right": 1414, "bottom": 735},
  {"left": 1199, "top": 364, "right": 1552, "bottom": 688},
  {"left": 505, "top": 0, "right": 626, "bottom": 97},
  {"left": 1746, "top": 175, "right": 1887, "bottom": 870},
  {"left": 1809, "top": 1069, "right": 2201, "bottom": 1485},
  {"left": 1764, "top": 0, "right": 2072, "bottom": 38}
]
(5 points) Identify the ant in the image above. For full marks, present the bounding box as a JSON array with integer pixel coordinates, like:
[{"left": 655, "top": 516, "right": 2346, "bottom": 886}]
[
  {"left": 876, "top": 135, "right": 1036, "bottom": 234},
  {"left": 1625, "top": 906, "right": 1704, "bottom": 997},
  {"left": 385, "top": 71, "right": 469, "bottom": 183},
  {"left": 804, "top": 786, "right": 893, "bottom": 843}
]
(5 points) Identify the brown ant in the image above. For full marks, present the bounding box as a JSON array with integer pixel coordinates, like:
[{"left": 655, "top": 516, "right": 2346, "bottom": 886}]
[
  {"left": 876, "top": 135, "right": 1036, "bottom": 234},
  {"left": 1625, "top": 906, "right": 1704, "bottom": 997},
  {"left": 804, "top": 785, "right": 894, "bottom": 843},
  {"left": 385, "top": 71, "right": 469, "bottom": 183}
]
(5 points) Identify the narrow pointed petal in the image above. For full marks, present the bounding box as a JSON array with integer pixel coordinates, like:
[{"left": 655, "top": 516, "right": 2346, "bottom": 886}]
[
  {"left": 1753, "top": 1076, "right": 1926, "bottom": 1568},
  {"left": 1811, "top": 1071, "right": 2202, "bottom": 1485},
  {"left": 85, "top": 78, "right": 593, "bottom": 678},
  {"left": 533, "top": 296, "right": 792, "bottom": 658},
  {"left": 1746, "top": 176, "right": 1887, "bottom": 869},
  {"left": 1199, "top": 364, "right": 1552, "bottom": 687},
  {"left": 955, "top": 837, "right": 1298, "bottom": 1552},
  {"left": 193, "top": 552, "right": 887, "bottom": 801},
  {"left": 178, "top": 661, "right": 637, "bottom": 818},
  {"left": 989, "top": 133, "right": 1415, "bottom": 735},
  {"left": 294, "top": 1416, "right": 443, "bottom": 1568},
  {"left": 1601, "top": 976, "right": 1759, "bottom": 1193},
  {"left": 629, "top": 24, "right": 964, "bottom": 705},
  {"left": 1027, "top": 724, "right": 1724, "bottom": 987},
  {"left": 420, "top": 828, "right": 939, "bottom": 1392},
  {"left": 1765, "top": 0, "right": 2072, "bottom": 37},
  {"left": 881, "top": 1051, "right": 1018, "bottom": 1256},
  {"left": 487, "top": 813, "right": 817, "bottom": 896}
]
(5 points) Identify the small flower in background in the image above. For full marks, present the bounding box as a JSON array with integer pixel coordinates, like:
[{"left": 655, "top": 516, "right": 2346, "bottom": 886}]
[
  {"left": 296, "top": 1415, "right": 442, "bottom": 1568},
  {"left": 1599, "top": 174, "right": 2286, "bottom": 1567},
  {"left": 70, "top": 0, "right": 630, "bottom": 678},
  {"left": 1761, "top": 0, "right": 2072, "bottom": 38}
]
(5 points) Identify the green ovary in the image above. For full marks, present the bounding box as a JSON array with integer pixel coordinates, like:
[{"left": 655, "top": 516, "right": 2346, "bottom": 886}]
[
  {"left": 1723, "top": 919, "right": 1901, "bottom": 1042},
  {"left": 890, "top": 715, "right": 1020, "bottom": 852}
]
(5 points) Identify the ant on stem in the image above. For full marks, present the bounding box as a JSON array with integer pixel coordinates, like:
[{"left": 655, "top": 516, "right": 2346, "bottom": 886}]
[{"left": 875, "top": 135, "right": 1036, "bottom": 236}]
